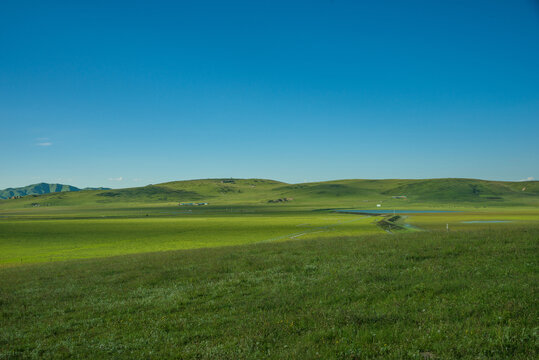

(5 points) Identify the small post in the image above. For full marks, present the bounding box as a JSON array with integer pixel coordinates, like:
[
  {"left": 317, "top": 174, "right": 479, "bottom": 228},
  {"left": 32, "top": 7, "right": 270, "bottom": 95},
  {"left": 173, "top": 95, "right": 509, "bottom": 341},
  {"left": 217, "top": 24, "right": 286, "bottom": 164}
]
[{"left": 446, "top": 223, "right": 449, "bottom": 232}]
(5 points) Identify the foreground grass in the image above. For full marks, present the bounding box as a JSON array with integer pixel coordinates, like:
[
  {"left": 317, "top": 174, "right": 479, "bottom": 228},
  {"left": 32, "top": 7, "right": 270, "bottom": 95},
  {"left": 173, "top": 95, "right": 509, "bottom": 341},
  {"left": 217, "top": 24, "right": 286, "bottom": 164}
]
[{"left": 1, "top": 226, "right": 537, "bottom": 359}]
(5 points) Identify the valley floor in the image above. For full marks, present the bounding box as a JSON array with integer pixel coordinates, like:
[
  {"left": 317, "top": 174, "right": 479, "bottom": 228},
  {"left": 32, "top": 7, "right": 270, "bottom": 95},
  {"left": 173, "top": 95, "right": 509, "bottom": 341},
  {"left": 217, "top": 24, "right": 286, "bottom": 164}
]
[
  {"left": 0, "top": 203, "right": 538, "bottom": 358},
  {"left": 0, "top": 211, "right": 383, "bottom": 265},
  {"left": 1, "top": 205, "right": 537, "bottom": 265}
]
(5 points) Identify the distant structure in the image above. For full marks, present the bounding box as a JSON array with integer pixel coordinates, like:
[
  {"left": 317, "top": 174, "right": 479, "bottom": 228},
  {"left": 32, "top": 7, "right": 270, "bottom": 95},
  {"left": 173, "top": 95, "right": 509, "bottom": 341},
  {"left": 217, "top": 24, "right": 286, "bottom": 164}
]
[
  {"left": 179, "top": 202, "right": 208, "bottom": 206},
  {"left": 376, "top": 204, "right": 381, "bottom": 208},
  {"left": 391, "top": 195, "right": 407, "bottom": 199},
  {"left": 267, "top": 198, "right": 294, "bottom": 203}
]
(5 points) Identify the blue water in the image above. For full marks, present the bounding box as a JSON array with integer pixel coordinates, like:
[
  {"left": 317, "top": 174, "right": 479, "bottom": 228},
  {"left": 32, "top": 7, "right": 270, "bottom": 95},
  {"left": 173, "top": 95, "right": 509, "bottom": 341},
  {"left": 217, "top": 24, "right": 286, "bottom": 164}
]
[
  {"left": 461, "top": 220, "right": 513, "bottom": 224},
  {"left": 159, "top": 211, "right": 193, "bottom": 214},
  {"left": 336, "top": 210, "right": 457, "bottom": 214}
]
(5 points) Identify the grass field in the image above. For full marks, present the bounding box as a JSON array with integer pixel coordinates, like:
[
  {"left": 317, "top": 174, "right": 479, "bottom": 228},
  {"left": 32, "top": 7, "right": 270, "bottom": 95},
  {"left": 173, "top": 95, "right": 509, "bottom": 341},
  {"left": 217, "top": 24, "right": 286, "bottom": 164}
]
[
  {"left": 1, "top": 225, "right": 537, "bottom": 359},
  {"left": 0, "top": 178, "right": 538, "bottom": 358},
  {"left": 2, "top": 204, "right": 537, "bottom": 266},
  {"left": 0, "top": 212, "right": 382, "bottom": 265}
]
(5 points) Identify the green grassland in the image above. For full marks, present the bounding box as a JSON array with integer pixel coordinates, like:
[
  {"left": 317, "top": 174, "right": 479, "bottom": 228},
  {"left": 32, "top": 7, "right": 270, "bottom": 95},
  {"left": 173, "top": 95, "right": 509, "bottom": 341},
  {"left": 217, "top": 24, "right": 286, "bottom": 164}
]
[
  {"left": 0, "top": 178, "right": 538, "bottom": 358},
  {"left": 1, "top": 178, "right": 538, "bottom": 266},
  {"left": 1, "top": 226, "right": 537, "bottom": 359},
  {"left": 0, "top": 213, "right": 382, "bottom": 265}
]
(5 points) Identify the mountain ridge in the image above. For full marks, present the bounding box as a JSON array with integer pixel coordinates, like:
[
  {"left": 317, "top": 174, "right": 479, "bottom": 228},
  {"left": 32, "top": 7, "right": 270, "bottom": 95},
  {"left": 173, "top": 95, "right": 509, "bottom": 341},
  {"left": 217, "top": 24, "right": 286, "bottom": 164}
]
[{"left": 0, "top": 183, "right": 111, "bottom": 199}]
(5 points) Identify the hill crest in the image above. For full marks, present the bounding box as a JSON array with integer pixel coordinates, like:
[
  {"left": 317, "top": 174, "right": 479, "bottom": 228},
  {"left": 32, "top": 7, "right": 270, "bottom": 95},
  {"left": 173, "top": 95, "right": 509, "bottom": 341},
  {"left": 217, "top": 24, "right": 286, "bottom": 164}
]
[
  {"left": 0, "top": 183, "right": 111, "bottom": 200},
  {"left": 1, "top": 178, "right": 537, "bottom": 207}
]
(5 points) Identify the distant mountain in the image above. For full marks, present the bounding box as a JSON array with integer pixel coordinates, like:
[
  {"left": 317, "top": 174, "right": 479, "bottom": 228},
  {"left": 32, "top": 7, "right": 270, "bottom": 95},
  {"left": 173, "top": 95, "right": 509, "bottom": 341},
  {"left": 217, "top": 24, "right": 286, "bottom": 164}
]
[{"left": 0, "top": 183, "right": 110, "bottom": 199}]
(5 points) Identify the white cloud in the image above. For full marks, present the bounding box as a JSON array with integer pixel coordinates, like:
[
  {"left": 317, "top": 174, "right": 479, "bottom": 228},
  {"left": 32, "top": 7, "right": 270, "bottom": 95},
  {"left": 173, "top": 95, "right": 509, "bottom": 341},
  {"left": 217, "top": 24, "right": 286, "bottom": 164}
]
[
  {"left": 519, "top": 176, "right": 535, "bottom": 182},
  {"left": 108, "top": 177, "right": 123, "bottom": 181},
  {"left": 36, "top": 142, "right": 52, "bottom": 146}
]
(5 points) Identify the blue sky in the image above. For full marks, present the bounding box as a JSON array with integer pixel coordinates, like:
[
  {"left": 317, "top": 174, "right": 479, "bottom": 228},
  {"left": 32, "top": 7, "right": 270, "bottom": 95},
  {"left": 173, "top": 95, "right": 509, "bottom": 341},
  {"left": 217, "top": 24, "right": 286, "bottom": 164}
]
[{"left": 1, "top": 0, "right": 538, "bottom": 189}]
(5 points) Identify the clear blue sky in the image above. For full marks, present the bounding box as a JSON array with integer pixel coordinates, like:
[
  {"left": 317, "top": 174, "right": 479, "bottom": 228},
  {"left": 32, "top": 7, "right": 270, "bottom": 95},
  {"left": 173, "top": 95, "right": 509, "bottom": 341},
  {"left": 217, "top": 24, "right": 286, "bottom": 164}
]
[{"left": 1, "top": 0, "right": 538, "bottom": 189}]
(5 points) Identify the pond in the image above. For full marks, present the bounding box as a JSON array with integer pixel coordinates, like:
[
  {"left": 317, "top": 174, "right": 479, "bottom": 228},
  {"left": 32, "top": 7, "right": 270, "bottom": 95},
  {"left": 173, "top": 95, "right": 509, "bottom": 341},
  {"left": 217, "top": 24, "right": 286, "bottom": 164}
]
[
  {"left": 335, "top": 209, "right": 458, "bottom": 215},
  {"left": 461, "top": 220, "right": 513, "bottom": 224}
]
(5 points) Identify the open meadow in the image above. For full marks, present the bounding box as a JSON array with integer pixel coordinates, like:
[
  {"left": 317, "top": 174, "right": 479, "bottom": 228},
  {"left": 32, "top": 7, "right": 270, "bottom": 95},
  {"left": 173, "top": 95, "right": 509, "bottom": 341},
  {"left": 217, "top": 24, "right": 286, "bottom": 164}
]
[
  {"left": 1, "top": 225, "right": 537, "bottom": 359},
  {"left": 0, "top": 212, "right": 383, "bottom": 265},
  {"left": 1, "top": 178, "right": 538, "bottom": 358}
]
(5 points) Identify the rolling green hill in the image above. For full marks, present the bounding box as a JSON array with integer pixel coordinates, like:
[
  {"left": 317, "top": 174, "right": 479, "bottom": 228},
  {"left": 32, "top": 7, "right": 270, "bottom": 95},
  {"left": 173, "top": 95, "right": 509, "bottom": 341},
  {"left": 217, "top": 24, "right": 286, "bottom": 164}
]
[
  {"left": 0, "top": 178, "right": 537, "bottom": 209},
  {"left": 379, "top": 178, "right": 539, "bottom": 201}
]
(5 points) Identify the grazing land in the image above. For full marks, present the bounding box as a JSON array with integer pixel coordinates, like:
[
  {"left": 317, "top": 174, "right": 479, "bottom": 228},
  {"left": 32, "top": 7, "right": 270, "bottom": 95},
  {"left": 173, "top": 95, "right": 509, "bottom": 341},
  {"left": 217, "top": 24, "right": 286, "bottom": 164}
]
[
  {"left": 0, "top": 178, "right": 538, "bottom": 358},
  {"left": 1, "top": 226, "right": 537, "bottom": 359},
  {"left": 1, "top": 178, "right": 537, "bottom": 265},
  {"left": 0, "top": 213, "right": 382, "bottom": 265}
]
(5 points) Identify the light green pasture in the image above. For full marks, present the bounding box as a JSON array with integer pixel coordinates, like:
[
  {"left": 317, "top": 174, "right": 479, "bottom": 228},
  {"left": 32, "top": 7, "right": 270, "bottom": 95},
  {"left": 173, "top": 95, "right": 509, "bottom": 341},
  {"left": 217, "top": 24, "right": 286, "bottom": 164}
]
[
  {"left": 406, "top": 209, "right": 539, "bottom": 231},
  {"left": 0, "top": 213, "right": 381, "bottom": 265}
]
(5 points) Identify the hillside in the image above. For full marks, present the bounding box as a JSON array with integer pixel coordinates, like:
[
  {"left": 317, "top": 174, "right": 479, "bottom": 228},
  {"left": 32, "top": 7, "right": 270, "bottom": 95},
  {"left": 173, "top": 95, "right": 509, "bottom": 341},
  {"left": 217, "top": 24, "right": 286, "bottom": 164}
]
[
  {"left": 0, "top": 183, "right": 112, "bottom": 200},
  {"left": 0, "top": 183, "right": 80, "bottom": 199},
  {"left": 0, "top": 178, "right": 538, "bottom": 208}
]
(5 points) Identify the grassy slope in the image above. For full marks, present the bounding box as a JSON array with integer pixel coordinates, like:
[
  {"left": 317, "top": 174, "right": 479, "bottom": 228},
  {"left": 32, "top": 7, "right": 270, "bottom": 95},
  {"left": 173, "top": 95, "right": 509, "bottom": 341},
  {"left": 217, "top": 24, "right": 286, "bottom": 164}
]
[
  {"left": 1, "top": 178, "right": 538, "bottom": 210},
  {"left": 1, "top": 226, "right": 537, "bottom": 359}
]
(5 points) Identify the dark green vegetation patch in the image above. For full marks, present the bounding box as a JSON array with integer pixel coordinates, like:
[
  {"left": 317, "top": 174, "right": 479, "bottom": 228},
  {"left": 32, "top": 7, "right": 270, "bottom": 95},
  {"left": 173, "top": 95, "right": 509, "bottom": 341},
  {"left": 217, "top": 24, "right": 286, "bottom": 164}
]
[
  {"left": 0, "top": 183, "right": 80, "bottom": 200},
  {"left": 95, "top": 185, "right": 203, "bottom": 202}
]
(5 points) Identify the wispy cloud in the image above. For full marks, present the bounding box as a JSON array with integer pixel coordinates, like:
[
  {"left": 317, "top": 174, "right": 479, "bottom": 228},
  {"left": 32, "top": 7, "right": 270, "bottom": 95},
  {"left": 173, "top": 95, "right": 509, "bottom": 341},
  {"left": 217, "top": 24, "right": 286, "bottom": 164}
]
[
  {"left": 519, "top": 176, "right": 535, "bottom": 182},
  {"left": 108, "top": 177, "right": 123, "bottom": 181},
  {"left": 35, "top": 137, "right": 52, "bottom": 146}
]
